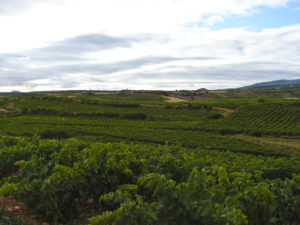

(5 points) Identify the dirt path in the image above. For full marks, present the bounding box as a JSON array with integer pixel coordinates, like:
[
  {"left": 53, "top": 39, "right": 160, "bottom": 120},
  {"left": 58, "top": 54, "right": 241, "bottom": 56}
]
[{"left": 163, "top": 96, "right": 185, "bottom": 102}]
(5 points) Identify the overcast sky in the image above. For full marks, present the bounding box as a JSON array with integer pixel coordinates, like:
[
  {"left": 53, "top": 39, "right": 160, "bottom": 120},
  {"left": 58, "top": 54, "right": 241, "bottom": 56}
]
[{"left": 0, "top": 0, "right": 300, "bottom": 91}]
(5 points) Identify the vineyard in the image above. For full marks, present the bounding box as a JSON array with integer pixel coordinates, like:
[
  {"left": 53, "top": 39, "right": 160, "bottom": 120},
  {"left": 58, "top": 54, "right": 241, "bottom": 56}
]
[
  {"left": 0, "top": 93, "right": 299, "bottom": 224},
  {"left": 220, "top": 103, "right": 300, "bottom": 136}
]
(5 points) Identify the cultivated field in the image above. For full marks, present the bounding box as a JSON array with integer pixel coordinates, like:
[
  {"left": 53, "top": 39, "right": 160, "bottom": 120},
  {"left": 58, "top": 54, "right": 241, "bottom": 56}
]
[{"left": 0, "top": 91, "right": 299, "bottom": 225}]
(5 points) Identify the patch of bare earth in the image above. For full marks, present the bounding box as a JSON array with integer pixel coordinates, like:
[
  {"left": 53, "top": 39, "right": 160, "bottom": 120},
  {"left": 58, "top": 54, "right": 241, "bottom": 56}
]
[
  {"left": 213, "top": 107, "right": 235, "bottom": 117},
  {"left": 47, "top": 93, "right": 62, "bottom": 96},
  {"left": 0, "top": 196, "right": 103, "bottom": 225},
  {"left": 0, "top": 196, "right": 48, "bottom": 225},
  {"left": 296, "top": 117, "right": 300, "bottom": 126},
  {"left": 94, "top": 92, "right": 118, "bottom": 95},
  {"left": 7, "top": 103, "right": 15, "bottom": 109},
  {"left": 141, "top": 104, "right": 166, "bottom": 109},
  {"left": 163, "top": 96, "right": 185, "bottom": 102},
  {"left": 0, "top": 108, "right": 7, "bottom": 114}
]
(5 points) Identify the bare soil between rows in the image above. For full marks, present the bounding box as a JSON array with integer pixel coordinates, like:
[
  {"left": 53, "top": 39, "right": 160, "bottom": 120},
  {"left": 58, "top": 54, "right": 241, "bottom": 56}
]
[{"left": 0, "top": 196, "right": 48, "bottom": 225}]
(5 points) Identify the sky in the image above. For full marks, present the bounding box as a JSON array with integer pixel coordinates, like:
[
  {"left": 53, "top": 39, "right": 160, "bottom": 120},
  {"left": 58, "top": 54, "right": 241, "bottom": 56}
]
[{"left": 0, "top": 0, "right": 300, "bottom": 91}]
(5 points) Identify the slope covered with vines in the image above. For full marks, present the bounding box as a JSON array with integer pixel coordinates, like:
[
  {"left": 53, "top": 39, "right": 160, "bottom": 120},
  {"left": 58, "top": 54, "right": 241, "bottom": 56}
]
[{"left": 221, "top": 103, "right": 300, "bottom": 135}]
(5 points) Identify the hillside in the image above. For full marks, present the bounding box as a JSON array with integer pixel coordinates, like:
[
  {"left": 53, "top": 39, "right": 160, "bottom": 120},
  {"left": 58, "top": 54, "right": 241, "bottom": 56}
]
[{"left": 241, "top": 79, "right": 300, "bottom": 89}]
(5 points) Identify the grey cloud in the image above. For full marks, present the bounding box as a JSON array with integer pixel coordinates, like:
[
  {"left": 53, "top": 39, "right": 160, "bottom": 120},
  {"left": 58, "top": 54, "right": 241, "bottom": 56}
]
[
  {"left": 1, "top": 55, "right": 216, "bottom": 86},
  {"left": 42, "top": 34, "right": 134, "bottom": 54},
  {"left": 118, "top": 61, "right": 300, "bottom": 85},
  {"left": 1, "top": 26, "right": 300, "bottom": 91},
  {"left": 0, "top": 0, "right": 31, "bottom": 13},
  {"left": 0, "top": 55, "right": 213, "bottom": 79},
  {"left": 0, "top": 33, "right": 162, "bottom": 82},
  {"left": 0, "top": 73, "right": 28, "bottom": 86},
  {"left": 0, "top": 53, "right": 219, "bottom": 89},
  {"left": 5, "top": 33, "right": 164, "bottom": 64},
  {"left": 1, "top": 54, "right": 300, "bottom": 90},
  {"left": 26, "top": 79, "right": 80, "bottom": 89},
  {"left": 0, "top": 0, "right": 61, "bottom": 14},
  {"left": 39, "top": 56, "right": 218, "bottom": 75}
]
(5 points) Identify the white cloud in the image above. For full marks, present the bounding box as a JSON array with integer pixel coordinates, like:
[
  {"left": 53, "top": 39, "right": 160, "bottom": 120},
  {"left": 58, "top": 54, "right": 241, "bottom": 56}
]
[
  {"left": 0, "top": 0, "right": 294, "bottom": 53},
  {"left": 0, "top": 0, "right": 299, "bottom": 91},
  {"left": 202, "top": 15, "right": 224, "bottom": 26}
]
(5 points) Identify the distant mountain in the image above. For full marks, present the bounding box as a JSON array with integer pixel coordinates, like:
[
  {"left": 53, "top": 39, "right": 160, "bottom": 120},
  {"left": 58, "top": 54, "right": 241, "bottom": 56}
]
[
  {"left": 196, "top": 88, "right": 208, "bottom": 92},
  {"left": 241, "top": 79, "right": 300, "bottom": 89}
]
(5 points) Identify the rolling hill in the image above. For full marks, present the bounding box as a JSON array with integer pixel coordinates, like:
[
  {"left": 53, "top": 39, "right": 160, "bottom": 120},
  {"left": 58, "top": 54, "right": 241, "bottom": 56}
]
[{"left": 241, "top": 79, "right": 300, "bottom": 89}]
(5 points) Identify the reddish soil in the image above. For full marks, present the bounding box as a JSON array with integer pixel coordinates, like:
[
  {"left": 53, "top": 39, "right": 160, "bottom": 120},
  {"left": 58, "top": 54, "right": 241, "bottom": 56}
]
[
  {"left": 0, "top": 196, "right": 48, "bottom": 225},
  {"left": 0, "top": 196, "right": 27, "bottom": 217},
  {"left": 296, "top": 117, "right": 300, "bottom": 126},
  {"left": 7, "top": 103, "right": 15, "bottom": 109},
  {"left": 0, "top": 196, "right": 102, "bottom": 225}
]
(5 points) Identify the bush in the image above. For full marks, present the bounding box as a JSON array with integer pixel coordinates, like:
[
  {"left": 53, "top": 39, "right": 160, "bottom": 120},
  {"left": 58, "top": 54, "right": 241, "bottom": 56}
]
[
  {"left": 122, "top": 113, "right": 147, "bottom": 120},
  {"left": 250, "top": 130, "right": 263, "bottom": 137},
  {"left": 257, "top": 97, "right": 266, "bottom": 103},
  {"left": 208, "top": 113, "right": 223, "bottom": 119},
  {"left": 40, "top": 129, "right": 69, "bottom": 139}
]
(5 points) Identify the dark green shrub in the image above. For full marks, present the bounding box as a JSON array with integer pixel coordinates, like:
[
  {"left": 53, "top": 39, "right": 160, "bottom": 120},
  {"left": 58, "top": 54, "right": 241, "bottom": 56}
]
[
  {"left": 123, "top": 113, "right": 147, "bottom": 120},
  {"left": 208, "top": 113, "right": 223, "bottom": 119},
  {"left": 40, "top": 129, "right": 69, "bottom": 139}
]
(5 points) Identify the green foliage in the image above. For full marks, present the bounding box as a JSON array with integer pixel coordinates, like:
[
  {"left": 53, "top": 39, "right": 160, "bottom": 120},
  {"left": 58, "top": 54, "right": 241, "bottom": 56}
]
[
  {"left": 0, "top": 137, "right": 299, "bottom": 224},
  {"left": 0, "top": 136, "right": 38, "bottom": 179},
  {"left": 207, "top": 112, "right": 224, "bottom": 119},
  {"left": 0, "top": 114, "right": 292, "bottom": 157},
  {"left": 39, "top": 129, "right": 69, "bottom": 139},
  {"left": 257, "top": 97, "right": 266, "bottom": 103},
  {"left": 14, "top": 98, "right": 215, "bottom": 121},
  {"left": 91, "top": 168, "right": 300, "bottom": 225}
]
